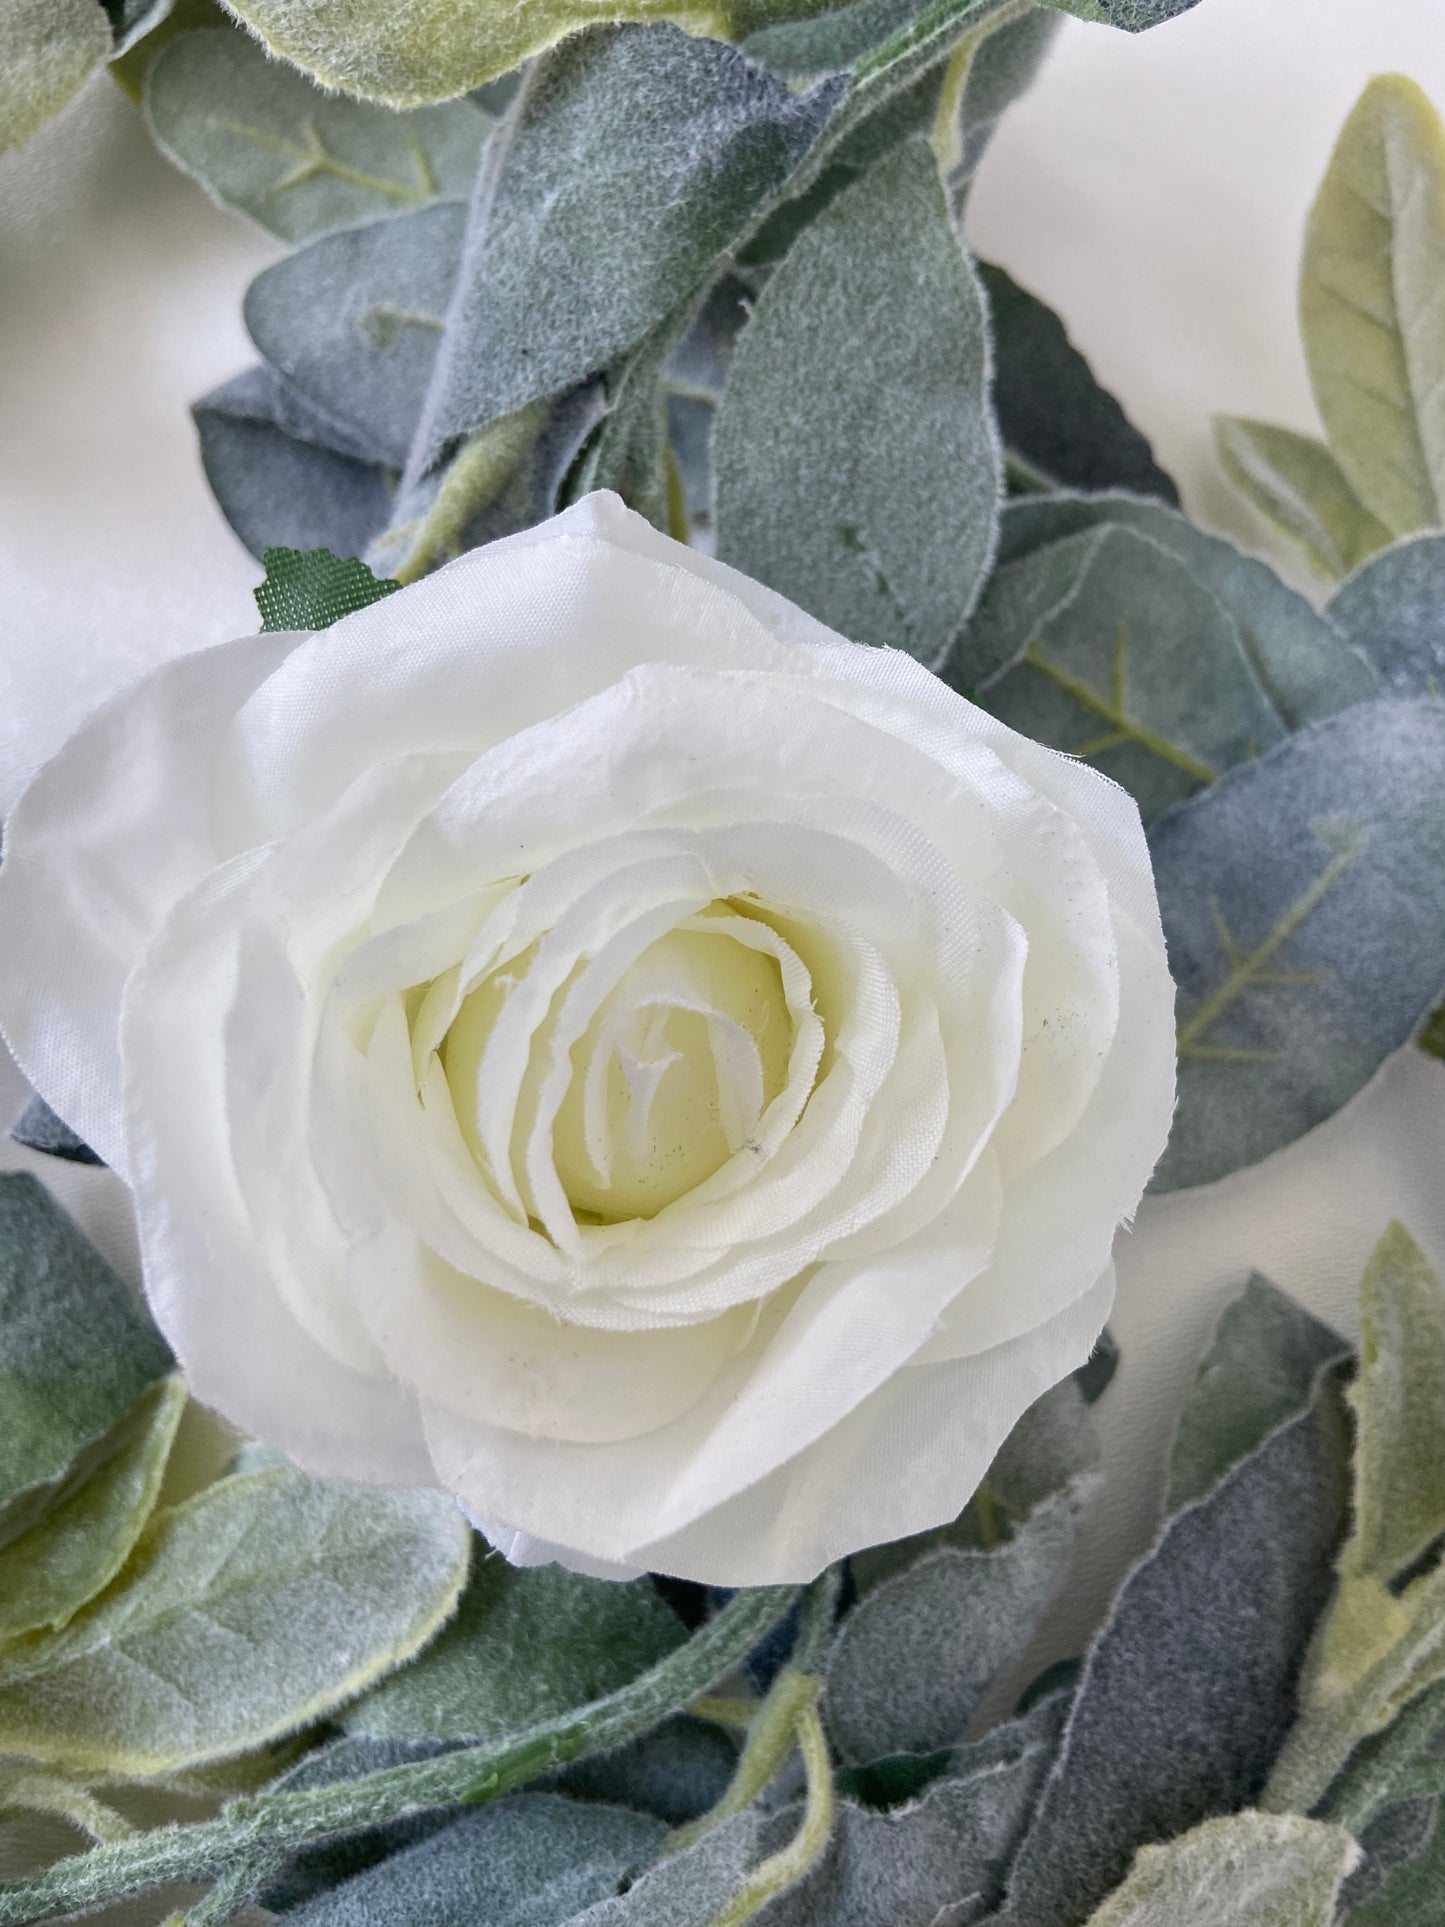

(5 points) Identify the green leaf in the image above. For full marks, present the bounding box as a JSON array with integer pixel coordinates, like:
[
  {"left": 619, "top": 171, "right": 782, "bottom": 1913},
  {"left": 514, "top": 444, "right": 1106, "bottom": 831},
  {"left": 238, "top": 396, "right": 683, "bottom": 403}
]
[
  {"left": 571, "top": 1812, "right": 765, "bottom": 1926},
  {"left": 1327, "top": 533, "right": 1445, "bottom": 699},
  {"left": 1148, "top": 701, "right": 1445, "bottom": 1193},
  {"left": 0, "top": 1377, "right": 186, "bottom": 1642},
  {"left": 254, "top": 545, "right": 401, "bottom": 632},
  {"left": 1081, "top": 1813, "right": 1358, "bottom": 1927},
  {"left": 1300, "top": 75, "right": 1445, "bottom": 538},
  {"left": 0, "top": 1174, "right": 172, "bottom": 1519},
  {"left": 1036, "top": 0, "right": 1198, "bottom": 25},
  {"left": 975, "top": 523, "right": 1287, "bottom": 823},
  {"left": 0, "top": 0, "right": 112, "bottom": 156},
  {"left": 1215, "top": 418, "right": 1393, "bottom": 583},
  {"left": 345, "top": 1551, "right": 686, "bottom": 1743},
  {"left": 0, "top": 1466, "right": 469, "bottom": 1774},
  {"left": 940, "top": 7, "right": 1062, "bottom": 191},
  {"left": 1349, "top": 1797, "right": 1445, "bottom": 1924},
  {"left": 8, "top": 1095, "right": 101, "bottom": 1166},
  {"left": 1168, "top": 1275, "right": 1350, "bottom": 1513},
  {"left": 145, "top": 29, "right": 489, "bottom": 242},
  {"left": 715, "top": 137, "right": 1000, "bottom": 662}
]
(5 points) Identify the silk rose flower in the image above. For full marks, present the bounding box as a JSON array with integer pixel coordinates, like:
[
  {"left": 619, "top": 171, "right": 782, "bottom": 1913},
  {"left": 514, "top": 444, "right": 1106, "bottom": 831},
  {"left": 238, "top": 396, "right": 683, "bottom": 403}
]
[{"left": 0, "top": 495, "right": 1175, "bottom": 1584}]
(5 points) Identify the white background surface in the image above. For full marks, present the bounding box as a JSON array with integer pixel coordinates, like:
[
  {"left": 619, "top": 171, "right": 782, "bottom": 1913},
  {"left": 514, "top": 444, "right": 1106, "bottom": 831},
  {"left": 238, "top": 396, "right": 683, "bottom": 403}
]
[{"left": 2, "top": 0, "right": 1444, "bottom": 1689}]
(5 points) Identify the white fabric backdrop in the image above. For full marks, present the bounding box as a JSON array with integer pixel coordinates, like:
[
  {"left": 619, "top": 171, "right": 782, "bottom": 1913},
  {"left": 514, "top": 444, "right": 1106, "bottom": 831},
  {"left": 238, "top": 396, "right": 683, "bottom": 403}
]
[{"left": 1, "top": 0, "right": 1443, "bottom": 1687}]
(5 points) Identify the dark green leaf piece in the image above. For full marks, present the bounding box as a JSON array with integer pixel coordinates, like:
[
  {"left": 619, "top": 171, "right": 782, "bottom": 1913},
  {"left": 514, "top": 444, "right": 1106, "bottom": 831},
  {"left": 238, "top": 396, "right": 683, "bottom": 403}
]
[
  {"left": 1038, "top": 0, "right": 1200, "bottom": 28},
  {"left": 255, "top": 547, "right": 401, "bottom": 634},
  {"left": 1327, "top": 534, "right": 1445, "bottom": 699},
  {"left": 1348, "top": 1799, "right": 1445, "bottom": 1924},
  {"left": 1149, "top": 700, "right": 1445, "bottom": 1192},
  {"left": 8, "top": 1095, "right": 101, "bottom": 1166}
]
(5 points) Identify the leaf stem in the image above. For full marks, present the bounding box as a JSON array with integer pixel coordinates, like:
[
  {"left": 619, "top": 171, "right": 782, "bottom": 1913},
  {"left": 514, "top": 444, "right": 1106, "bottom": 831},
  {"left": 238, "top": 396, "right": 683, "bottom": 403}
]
[
  {"left": 706, "top": 1701, "right": 834, "bottom": 1927},
  {"left": 390, "top": 401, "right": 548, "bottom": 584}
]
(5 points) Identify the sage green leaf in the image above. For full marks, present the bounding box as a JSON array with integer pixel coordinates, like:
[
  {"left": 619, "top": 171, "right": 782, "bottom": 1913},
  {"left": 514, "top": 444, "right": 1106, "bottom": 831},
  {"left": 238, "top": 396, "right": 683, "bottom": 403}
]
[
  {"left": 8, "top": 1094, "right": 101, "bottom": 1166},
  {"left": 0, "top": 1174, "right": 172, "bottom": 1518},
  {"left": 0, "top": 1377, "right": 185, "bottom": 1641},
  {"left": 715, "top": 137, "right": 1000, "bottom": 662},
  {"left": 411, "top": 27, "right": 844, "bottom": 474},
  {"left": 1169, "top": 1275, "right": 1350, "bottom": 1513},
  {"left": 103, "top": 0, "right": 176, "bottom": 56},
  {"left": 571, "top": 1811, "right": 765, "bottom": 1926},
  {"left": 1215, "top": 418, "right": 1392, "bottom": 583},
  {"left": 1036, "top": 0, "right": 1199, "bottom": 28},
  {"left": 549, "top": 1715, "right": 738, "bottom": 1827},
  {"left": 0, "top": 0, "right": 112, "bottom": 157},
  {"left": 941, "top": 7, "right": 1062, "bottom": 188},
  {"left": 1328, "top": 534, "right": 1445, "bottom": 698},
  {"left": 1343, "top": 1796, "right": 1441, "bottom": 1912},
  {"left": 255, "top": 545, "right": 401, "bottom": 632},
  {"left": 345, "top": 1550, "right": 685, "bottom": 1743},
  {"left": 145, "top": 29, "right": 490, "bottom": 242},
  {"left": 1301, "top": 75, "right": 1445, "bottom": 538},
  {"left": 978, "top": 523, "right": 1287, "bottom": 823},
  {"left": 1081, "top": 1813, "right": 1358, "bottom": 1927},
  {"left": 246, "top": 202, "right": 466, "bottom": 467},
  {"left": 0, "top": 1466, "right": 469, "bottom": 1774},
  {"left": 1349, "top": 1799, "right": 1445, "bottom": 1924},
  {"left": 0, "top": 1769, "right": 133, "bottom": 1846},
  {"left": 742, "top": 0, "right": 922, "bottom": 79},
  {"left": 1149, "top": 701, "right": 1445, "bottom": 1193}
]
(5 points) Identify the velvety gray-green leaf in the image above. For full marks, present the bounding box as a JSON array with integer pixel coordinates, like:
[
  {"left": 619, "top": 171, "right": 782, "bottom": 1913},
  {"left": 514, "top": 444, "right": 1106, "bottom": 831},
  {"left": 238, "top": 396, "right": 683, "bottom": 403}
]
[
  {"left": 715, "top": 137, "right": 1000, "bottom": 662},
  {"left": 1081, "top": 1812, "right": 1358, "bottom": 1927},
  {"left": 1327, "top": 534, "right": 1445, "bottom": 698},
  {"left": 1300, "top": 75, "right": 1445, "bottom": 537},
  {"left": 254, "top": 545, "right": 401, "bottom": 632},
  {"left": 0, "top": 0, "right": 112, "bottom": 156},
  {"left": 943, "top": 8, "right": 1063, "bottom": 188},
  {"left": 742, "top": 0, "right": 922, "bottom": 78},
  {"left": 978, "top": 523, "right": 1286, "bottom": 822},
  {"left": 1349, "top": 1799, "right": 1445, "bottom": 1924},
  {"left": 145, "top": 29, "right": 490, "bottom": 241},
  {"left": 283, "top": 1794, "right": 665, "bottom": 1927},
  {"left": 997, "top": 1368, "right": 1351, "bottom": 1927},
  {"left": 0, "top": 1173, "right": 172, "bottom": 1516},
  {"left": 0, "top": 1377, "right": 185, "bottom": 1641},
  {"left": 345, "top": 1551, "right": 685, "bottom": 1744},
  {"left": 1036, "top": 0, "right": 1199, "bottom": 28},
  {"left": 571, "top": 1812, "right": 766, "bottom": 1927},
  {"left": 246, "top": 202, "right": 465, "bottom": 467},
  {"left": 1149, "top": 700, "right": 1445, "bottom": 1192},
  {"left": 1169, "top": 1274, "right": 1350, "bottom": 1512},
  {"left": 1215, "top": 418, "right": 1391, "bottom": 581},
  {"left": 548, "top": 1715, "right": 738, "bottom": 1827},
  {"left": 0, "top": 1466, "right": 469, "bottom": 1774},
  {"left": 412, "top": 26, "right": 844, "bottom": 474},
  {"left": 9, "top": 1094, "right": 101, "bottom": 1166},
  {"left": 1342, "top": 1796, "right": 1439, "bottom": 1912}
]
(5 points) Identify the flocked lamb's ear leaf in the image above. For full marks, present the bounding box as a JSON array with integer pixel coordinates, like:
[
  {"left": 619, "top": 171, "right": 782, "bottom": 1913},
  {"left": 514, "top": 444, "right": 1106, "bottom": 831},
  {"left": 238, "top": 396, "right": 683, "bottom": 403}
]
[
  {"left": 1301, "top": 75, "right": 1445, "bottom": 538},
  {"left": 1149, "top": 700, "right": 1445, "bottom": 1193},
  {"left": 0, "top": 1175, "right": 173, "bottom": 1519},
  {"left": 980, "top": 266, "right": 1177, "bottom": 503},
  {"left": 1327, "top": 534, "right": 1445, "bottom": 699},
  {"left": 344, "top": 1549, "right": 686, "bottom": 1744},
  {"left": 0, "top": 0, "right": 112, "bottom": 157},
  {"left": 277, "top": 1795, "right": 666, "bottom": 1927},
  {"left": 1348, "top": 1799, "right": 1445, "bottom": 1925},
  {"left": 548, "top": 1715, "right": 739, "bottom": 1828},
  {"left": 974, "top": 523, "right": 1287, "bottom": 823},
  {"left": 411, "top": 28, "right": 844, "bottom": 475},
  {"left": 1000, "top": 1364, "right": 1351, "bottom": 1927},
  {"left": 570, "top": 1811, "right": 766, "bottom": 1926},
  {"left": 1034, "top": 0, "right": 1200, "bottom": 28},
  {"left": 0, "top": 1377, "right": 186, "bottom": 1642},
  {"left": 246, "top": 203, "right": 467, "bottom": 468},
  {"left": 1078, "top": 1812, "right": 1358, "bottom": 1927},
  {"left": 144, "top": 29, "right": 491, "bottom": 242},
  {"left": 9, "top": 1095, "right": 102, "bottom": 1167},
  {"left": 255, "top": 545, "right": 401, "bottom": 632},
  {"left": 715, "top": 137, "right": 1000, "bottom": 664},
  {"left": 1340, "top": 1795, "right": 1441, "bottom": 1914},
  {"left": 1168, "top": 1275, "right": 1350, "bottom": 1514},
  {"left": 195, "top": 367, "right": 394, "bottom": 564},
  {"left": 1214, "top": 418, "right": 1391, "bottom": 583},
  {"left": 939, "top": 8, "right": 1062, "bottom": 191},
  {"left": 0, "top": 1466, "right": 469, "bottom": 1775}
]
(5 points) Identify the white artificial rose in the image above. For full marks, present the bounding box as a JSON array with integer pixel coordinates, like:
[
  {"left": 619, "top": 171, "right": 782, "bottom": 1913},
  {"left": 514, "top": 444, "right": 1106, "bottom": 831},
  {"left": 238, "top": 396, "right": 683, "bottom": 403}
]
[{"left": 0, "top": 494, "right": 1176, "bottom": 1585}]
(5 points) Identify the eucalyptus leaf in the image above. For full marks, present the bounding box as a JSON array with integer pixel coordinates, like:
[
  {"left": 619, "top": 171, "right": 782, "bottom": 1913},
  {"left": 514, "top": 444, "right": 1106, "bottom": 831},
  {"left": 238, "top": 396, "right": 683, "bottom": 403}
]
[
  {"left": 715, "top": 137, "right": 1000, "bottom": 662},
  {"left": 281, "top": 1794, "right": 666, "bottom": 1927},
  {"left": 146, "top": 29, "right": 490, "bottom": 242},
  {"left": 345, "top": 1551, "right": 685, "bottom": 1743},
  {"left": 0, "top": 1377, "right": 185, "bottom": 1642},
  {"left": 1080, "top": 1812, "right": 1358, "bottom": 1927},
  {"left": 1327, "top": 535, "right": 1445, "bottom": 699},
  {"left": 0, "top": 1466, "right": 469, "bottom": 1774},
  {"left": 1168, "top": 1275, "right": 1350, "bottom": 1513},
  {"left": 1301, "top": 75, "right": 1445, "bottom": 537},
  {"left": 1149, "top": 700, "right": 1445, "bottom": 1192},
  {"left": 0, "top": 0, "right": 112, "bottom": 157},
  {"left": 8, "top": 1094, "right": 101, "bottom": 1166},
  {"left": 997, "top": 1367, "right": 1352, "bottom": 1926},
  {"left": 246, "top": 202, "right": 466, "bottom": 467},
  {"left": 0, "top": 1173, "right": 172, "bottom": 1517},
  {"left": 1214, "top": 418, "right": 1391, "bottom": 582},
  {"left": 254, "top": 545, "right": 401, "bottom": 632}
]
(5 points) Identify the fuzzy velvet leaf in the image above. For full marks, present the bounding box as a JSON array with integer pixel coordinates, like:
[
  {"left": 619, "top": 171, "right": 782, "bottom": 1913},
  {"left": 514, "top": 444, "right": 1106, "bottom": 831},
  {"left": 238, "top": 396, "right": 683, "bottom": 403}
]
[
  {"left": 571, "top": 1812, "right": 766, "bottom": 1926},
  {"left": 0, "top": 1174, "right": 172, "bottom": 1518},
  {"left": 1036, "top": 0, "right": 1199, "bottom": 26},
  {"left": 0, "top": 1466, "right": 470, "bottom": 1774},
  {"left": 145, "top": 29, "right": 490, "bottom": 241},
  {"left": 548, "top": 1715, "right": 738, "bottom": 1827},
  {"left": 941, "top": 9, "right": 1063, "bottom": 188},
  {"left": 1214, "top": 418, "right": 1391, "bottom": 583},
  {"left": 715, "top": 137, "right": 1000, "bottom": 662},
  {"left": 8, "top": 1094, "right": 102, "bottom": 1166},
  {"left": 0, "top": 0, "right": 112, "bottom": 157},
  {"left": 1301, "top": 75, "right": 1445, "bottom": 537},
  {"left": 255, "top": 545, "right": 401, "bottom": 632},
  {"left": 1148, "top": 700, "right": 1445, "bottom": 1192},
  {"left": 1080, "top": 1812, "right": 1358, "bottom": 1927},
  {"left": 1327, "top": 534, "right": 1445, "bottom": 698},
  {"left": 1349, "top": 1802, "right": 1445, "bottom": 1924}
]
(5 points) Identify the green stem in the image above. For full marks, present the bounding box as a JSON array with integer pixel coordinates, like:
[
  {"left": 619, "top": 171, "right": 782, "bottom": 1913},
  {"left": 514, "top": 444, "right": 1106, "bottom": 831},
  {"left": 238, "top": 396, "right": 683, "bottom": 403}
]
[
  {"left": 0, "top": 1586, "right": 798, "bottom": 1927},
  {"left": 390, "top": 402, "right": 548, "bottom": 585},
  {"left": 706, "top": 1702, "right": 834, "bottom": 1927}
]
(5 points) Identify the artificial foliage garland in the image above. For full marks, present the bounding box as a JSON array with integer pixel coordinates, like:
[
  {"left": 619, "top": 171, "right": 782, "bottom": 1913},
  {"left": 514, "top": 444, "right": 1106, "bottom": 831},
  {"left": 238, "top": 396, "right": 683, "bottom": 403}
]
[{"left": 2, "top": 2, "right": 1445, "bottom": 1925}]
